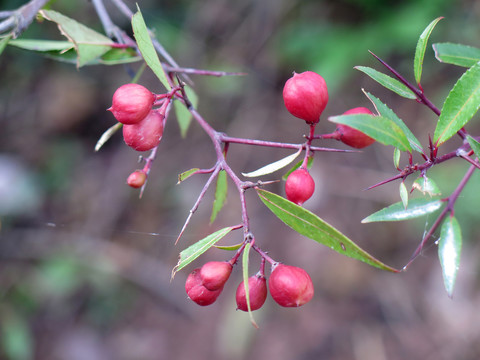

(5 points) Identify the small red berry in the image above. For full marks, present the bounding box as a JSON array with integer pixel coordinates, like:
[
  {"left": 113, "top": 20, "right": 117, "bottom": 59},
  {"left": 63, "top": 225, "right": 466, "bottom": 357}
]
[
  {"left": 185, "top": 268, "right": 222, "bottom": 306},
  {"left": 109, "top": 84, "right": 155, "bottom": 125},
  {"left": 199, "top": 261, "right": 233, "bottom": 291},
  {"left": 127, "top": 170, "right": 146, "bottom": 188},
  {"left": 336, "top": 107, "right": 375, "bottom": 149},
  {"left": 236, "top": 274, "right": 268, "bottom": 312},
  {"left": 269, "top": 264, "right": 314, "bottom": 307},
  {"left": 283, "top": 71, "right": 329, "bottom": 124},
  {"left": 285, "top": 168, "right": 315, "bottom": 205},
  {"left": 123, "top": 109, "right": 164, "bottom": 151}
]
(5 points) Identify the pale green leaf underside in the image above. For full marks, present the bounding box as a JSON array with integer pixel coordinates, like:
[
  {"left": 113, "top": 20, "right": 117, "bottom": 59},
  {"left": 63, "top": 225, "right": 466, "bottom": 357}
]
[
  {"left": 399, "top": 182, "right": 408, "bottom": 209},
  {"left": 242, "top": 148, "right": 301, "bottom": 178},
  {"left": 95, "top": 122, "right": 122, "bottom": 152},
  {"left": 257, "top": 189, "right": 398, "bottom": 272},
  {"left": 412, "top": 176, "right": 441, "bottom": 196},
  {"left": 355, "top": 66, "right": 416, "bottom": 99},
  {"left": 362, "top": 198, "right": 443, "bottom": 223},
  {"left": 438, "top": 216, "right": 462, "bottom": 297},
  {"left": 414, "top": 17, "right": 443, "bottom": 84},
  {"left": 210, "top": 170, "right": 228, "bottom": 224},
  {"left": 433, "top": 42, "right": 480, "bottom": 68},
  {"left": 242, "top": 242, "right": 258, "bottom": 327},
  {"left": 434, "top": 61, "right": 480, "bottom": 146}
]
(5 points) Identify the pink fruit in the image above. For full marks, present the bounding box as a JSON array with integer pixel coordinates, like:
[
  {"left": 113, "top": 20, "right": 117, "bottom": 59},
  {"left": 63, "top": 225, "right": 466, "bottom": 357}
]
[
  {"left": 285, "top": 168, "right": 315, "bottom": 205},
  {"left": 109, "top": 83, "right": 155, "bottom": 125},
  {"left": 269, "top": 264, "right": 314, "bottom": 307},
  {"left": 283, "top": 71, "right": 329, "bottom": 124},
  {"left": 336, "top": 107, "right": 375, "bottom": 149},
  {"left": 123, "top": 110, "right": 164, "bottom": 151},
  {"left": 185, "top": 268, "right": 222, "bottom": 306},
  {"left": 127, "top": 170, "right": 146, "bottom": 188},
  {"left": 236, "top": 274, "right": 268, "bottom": 312},
  {"left": 199, "top": 261, "right": 233, "bottom": 291}
]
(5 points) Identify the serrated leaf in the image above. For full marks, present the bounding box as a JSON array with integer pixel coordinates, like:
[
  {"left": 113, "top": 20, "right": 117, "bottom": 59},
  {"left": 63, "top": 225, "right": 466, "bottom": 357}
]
[
  {"left": 95, "top": 122, "right": 122, "bottom": 152},
  {"left": 362, "top": 198, "right": 443, "bottom": 223},
  {"left": 433, "top": 42, "right": 480, "bottom": 68},
  {"left": 393, "top": 147, "right": 401, "bottom": 169},
  {"left": 329, "top": 114, "right": 412, "bottom": 152},
  {"left": 210, "top": 170, "right": 228, "bottom": 224},
  {"left": 364, "top": 91, "right": 423, "bottom": 152},
  {"left": 466, "top": 135, "right": 480, "bottom": 159},
  {"left": 242, "top": 148, "right": 302, "bottom": 178},
  {"left": 355, "top": 66, "right": 416, "bottom": 99},
  {"left": 8, "top": 39, "right": 73, "bottom": 51},
  {"left": 174, "top": 86, "right": 198, "bottom": 138},
  {"left": 399, "top": 182, "right": 408, "bottom": 209},
  {"left": 177, "top": 168, "right": 200, "bottom": 184},
  {"left": 242, "top": 242, "right": 258, "bottom": 328},
  {"left": 434, "top": 61, "right": 480, "bottom": 146},
  {"left": 414, "top": 17, "right": 443, "bottom": 85},
  {"left": 282, "top": 156, "right": 314, "bottom": 181},
  {"left": 40, "top": 10, "right": 113, "bottom": 68},
  {"left": 172, "top": 226, "right": 237, "bottom": 276},
  {"left": 257, "top": 189, "right": 399, "bottom": 272},
  {"left": 412, "top": 176, "right": 441, "bottom": 196},
  {"left": 131, "top": 6, "right": 169, "bottom": 89},
  {"left": 438, "top": 216, "right": 462, "bottom": 297}
]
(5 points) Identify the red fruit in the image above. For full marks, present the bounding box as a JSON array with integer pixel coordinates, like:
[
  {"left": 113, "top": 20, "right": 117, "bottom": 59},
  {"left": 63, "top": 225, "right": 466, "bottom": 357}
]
[
  {"left": 199, "top": 261, "right": 233, "bottom": 291},
  {"left": 185, "top": 268, "right": 222, "bottom": 306},
  {"left": 337, "top": 107, "right": 375, "bottom": 149},
  {"left": 236, "top": 274, "right": 268, "bottom": 312},
  {"left": 127, "top": 170, "right": 146, "bottom": 188},
  {"left": 123, "top": 110, "right": 164, "bottom": 151},
  {"left": 285, "top": 168, "right": 315, "bottom": 205},
  {"left": 283, "top": 71, "right": 329, "bottom": 124},
  {"left": 269, "top": 264, "right": 314, "bottom": 307},
  {"left": 109, "top": 84, "right": 155, "bottom": 125}
]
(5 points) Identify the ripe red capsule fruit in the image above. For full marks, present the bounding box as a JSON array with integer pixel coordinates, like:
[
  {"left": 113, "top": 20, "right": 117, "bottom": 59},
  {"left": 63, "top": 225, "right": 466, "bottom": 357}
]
[
  {"left": 269, "top": 264, "right": 314, "bottom": 307},
  {"left": 109, "top": 84, "right": 155, "bottom": 125},
  {"left": 236, "top": 274, "right": 268, "bottom": 312},
  {"left": 283, "top": 71, "right": 329, "bottom": 124},
  {"left": 336, "top": 107, "right": 375, "bottom": 149},
  {"left": 123, "top": 110, "right": 164, "bottom": 152},
  {"left": 185, "top": 268, "right": 222, "bottom": 306},
  {"left": 127, "top": 170, "right": 147, "bottom": 188},
  {"left": 199, "top": 261, "right": 233, "bottom": 291},
  {"left": 285, "top": 168, "right": 315, "bottom": 205}
]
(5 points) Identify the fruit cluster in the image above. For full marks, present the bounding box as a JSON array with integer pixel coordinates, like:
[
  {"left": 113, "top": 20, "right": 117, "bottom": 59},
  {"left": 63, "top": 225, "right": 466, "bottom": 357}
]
[{"left": 185, "top": 260, "right": 313, "bottom": 310}]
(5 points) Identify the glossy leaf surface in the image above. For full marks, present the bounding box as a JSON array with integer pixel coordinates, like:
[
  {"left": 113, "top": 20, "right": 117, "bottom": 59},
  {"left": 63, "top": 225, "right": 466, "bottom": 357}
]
[
  {"left": 362, "top": 198, "right": 443, "bottom": 223},
  {"left": 438, "top": 216, "right": 462, "bottom": 297},
  {"left": 433, "top": 42, "right": 480, "bottom": 68},
  {"left": 466, "top": 135, "right": 480, "bottom": 160},
  {"left": 242, "top": 148, "right": 301, "bottom": 178},
  {"left": 414, "top": 17, "right": 443, "bottom": 84},
  {"left": 355, "top": 66, "right": 416, "bottom": 99},
  {"left": 257, "top": 189, "right": 399, "bottom": 272}
]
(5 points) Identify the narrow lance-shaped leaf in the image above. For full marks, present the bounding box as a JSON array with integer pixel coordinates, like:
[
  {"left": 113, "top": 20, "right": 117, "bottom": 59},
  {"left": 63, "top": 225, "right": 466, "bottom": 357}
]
[
  {"left": 399, "top": 182, "right": 408, "bottom": 209},
  {"left": 174, "top": 86, "right": 198, "bottom": 138},
  {"left": 242, "top": 148, "right": 302, "bottom": 178},
  {"left": 0, "top": 34, "right": 13, "bottom": 56},
  {"left": 364, "top": 91, "right": 423, "bottom": 152},
  {"left": 257, "top": 189, "right": 399, "bottom": 272},
  {"left": 8, "top": 39, "right": 73, "bottom": 52},
  {"left": 355, "top": 66, "right": 416, "bottom": 99},
  {"left": 393, "top": 147, "right": 401, "bottom": 169},
  {"left": 412, "top": 176, "right": 441, "bottom": 196},
  {"left": 414, "top": 17, "right": 443, "bottom": 85},
  {"left": 282, "top": 156, "right": 314, "bottom": 181},
  {"left": 177, "top": 168, "right": 200, "bottom": 184},
  {"left": 210, "top": 170, "right": 228, "bottom": 224},
  {"left": 438, "top": 216, "right": 462, "bottom": 297},
  {"left": 242, "top": 242, "right": 258, "bottom": 328},
  {"left": 329, "top": 114, "right": 412, "bottom": 152},
  {"left": 433, "top": 42, "right": 480, "bottom": 68},
  {"left": 131, "top": 6, "right": 170, "bottom": 90},
  {"left": 466, "top": 135, "right": 480, "bottom": 159},
  {"left": 434, "top": 61, "right": 480, "bottom": 146},
  {"left": 362, "top": 198, "right": 443, "bottom": 223},
  {"left": 95, "top": 122, "right": 123, "bottom": 152},
  {"left": 172, "top": 226, "right": 237, "bottom": 277}
]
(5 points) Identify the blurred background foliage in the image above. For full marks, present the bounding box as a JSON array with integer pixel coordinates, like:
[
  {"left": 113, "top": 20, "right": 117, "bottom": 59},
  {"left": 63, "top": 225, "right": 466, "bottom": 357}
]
[{"left": 1, "top": 0, "right": 480, "bottom": 359}]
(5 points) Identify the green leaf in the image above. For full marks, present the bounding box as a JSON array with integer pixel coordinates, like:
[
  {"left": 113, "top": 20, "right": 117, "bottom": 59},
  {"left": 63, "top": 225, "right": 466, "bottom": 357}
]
[
  {"left": 242, "top": 148, "right": 301, "bottom": 178},
  {"left": 210, "top": 170, "right": 228, "bottom": 224},
  {"left": 393, "top": 147, "right": 401, "bottom": 169},
  {"left": 399, "top": 182, "right": 408, "bottom": 209},
  {"left": 282, "top": 156, "right": 314, "bottom": 181},
  {"left": 355, "top": 66, "right": 416, "bottom": 99},
  {"left": 466, "top": 135, "right": 480, "bottom": 159},
  {"left": 8, "top": 39, "right": 73, "bottom": 51},
  {"left": 414, "top": 17, "right": 443, "bottom": 85},
  {"left": 257, "top": 189, "right": 399, "bottom": 272},
  {"left": 364, "top": 91, "right": 423, "bottom": 152},
  {"left": 434, "top": 61, "right": 480, "bottom": 146},
  {"left": 95, "top": 122, "right": 122, "bottom": 152},
  {"left": 172, "top": 226, "right": 237, "bottom": 276},
  {"left": 242, "top": 242, "right": 258, "bottom": 328},
  {"left": 40, "top": 10, "right": 113, "bottom": 67},
  {"left": 131, "top": 6, "right": 170, "bottom": 90},
  {"left": 214, "top": 242, "right": 243, "bottom": 251},
  {"left": 329, "top": 113, "right": 412, "bottom": 152},
  {"left": 177, "top": 168, "right": 200, "bottom": 184},
  {"left": 0, "top": 34, "right": 13, "bottom": 56},
  {"left": 1, "top": 313, "right": 33, "bottom": 360},
  {"left": 173, "top": 86, "right": 198, "bottom": 138},
  {"left": 362, "top": 198, "right": 443, "bottom": 223},
  {"left": 412, "top": 176, "right": 441, "bottom": 196},
  {"left": 438, "top": 216, "right": 462, "bottom": 297},
  {"left": 433, "top": 42, "right": 480, "bottom": 68}
]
